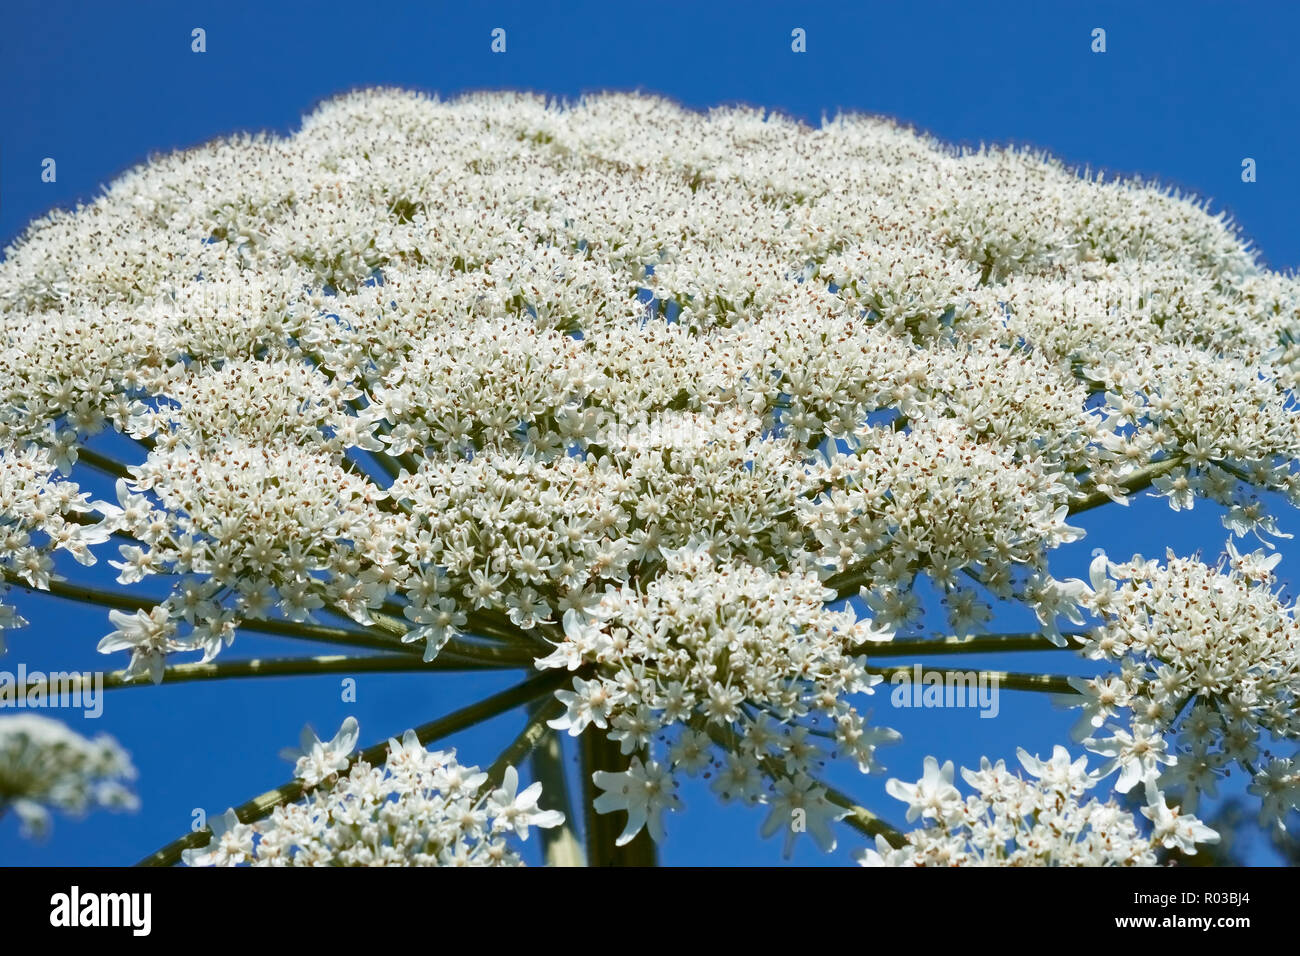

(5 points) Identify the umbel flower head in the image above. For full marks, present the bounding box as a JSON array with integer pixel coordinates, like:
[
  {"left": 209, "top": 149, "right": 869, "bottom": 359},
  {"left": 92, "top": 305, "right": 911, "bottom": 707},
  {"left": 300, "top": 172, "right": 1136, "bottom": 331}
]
[
  {"left": 0, "top": 715, "right": 138, "bottom": 837},
  {"left": 1, "top": 87, "right": 1298, "bottom": 863},
  {"left": 1070, "top": 548, "right": 1300, "bottom": 826},
  {"left": 864, "top": 748, "right": 1218, "bottom": 866},
  {"left": 183, "top": 719, "right": 564, "bottom": 867}
]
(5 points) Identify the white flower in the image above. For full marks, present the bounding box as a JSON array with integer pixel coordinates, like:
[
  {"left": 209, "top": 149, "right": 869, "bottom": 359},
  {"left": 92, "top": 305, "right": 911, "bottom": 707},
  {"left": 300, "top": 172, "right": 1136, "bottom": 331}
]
[
  {"left": 1016, "top": 745, "right": 1095, "bottom": 795},
  {"left": 885, "top": 756, "right": 962, "bottom": 823},
  {"left": 856, "top": 833, "right": 912, "bottom": 867},
  {"left": 487, "top": 766, "right": 566, "bottom": 840},
  {"left": 591, "top": 757, "right": 681, "bottom": 845},
  {"left": 187, "top": 726, "right": 563, "bottom": 866},
  {"left": 1247, "top": 759, "right": 1300, "bottom": 829},
  {"left": 759, "top": 773, "right": 847, "bottom": 856},
  {"left": 1074, "top": 548, "right": 1300, "bottom": 823},
  {"left": 181, "top": 808, "right": 254, "bottom": 866},
  {"left": 668, "top": 729, "right": 714, "bottom": 775},
  {"left": 98, "top": 606, "right": 178, "bottom": 684},
  {"left": 1084, "top": 725, "right": 1176, "bottom": 794},
  {"left": 548, "top": 677, "right": 620, "bottom": 736},
  {"left": 282, "top": 716, "right": 360, "bottom": 787},
  {"left": 876, "top": 749, "right": 1212, "bottom": 866},
  {"left": 1140, "top": 787, "right": 1219, "bottom": 854}
]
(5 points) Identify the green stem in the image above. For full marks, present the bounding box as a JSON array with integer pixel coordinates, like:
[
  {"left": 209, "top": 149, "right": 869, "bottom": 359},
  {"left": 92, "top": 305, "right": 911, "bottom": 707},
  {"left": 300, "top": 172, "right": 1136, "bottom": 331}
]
[
  {"left": 858, "top": 631, "right": 1088, "bottom": 656},
  {"left": 481, "top": 696, "right": 566, "bottom": 790},
  {"left": 1066, "top": 457, "right": 1181, "bottom": 515},
  {"left": 821, "top": 781, "right": 907, "bottom": 848},
  {"left": 368, "top": 599, "right": 550, "bottom": 655},
  {"left": 19, "top": 654, "right": 482, "bottom": 696},
  {"left": 529, "top": 715, "right": 583, "bottom": 866},
  {"left": 75, "top": 447, "right": 135, "bottom": 480},
  {"left": 13, "top": 573, "right": 418, "bottom": 656},
  {"left": 319, "top": 605, "right": 536, "bottom": 667},
  {"left": 11, "top": 569, "right": 539, "bottom": 667},
  {"left": 367, "top": 449, "right": 403, "bottom": 482},
  {"left": 865, "top": 664, "right": 1080, "bottom": 695}
]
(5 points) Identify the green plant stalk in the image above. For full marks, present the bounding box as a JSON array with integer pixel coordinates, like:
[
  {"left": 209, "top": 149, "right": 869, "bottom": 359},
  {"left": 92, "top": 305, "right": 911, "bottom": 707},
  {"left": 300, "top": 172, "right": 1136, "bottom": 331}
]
[
  {"left": 858, "top": 631, "right": 1088, "bottom": 656},
  {"left": 19, "top": 654, "right": 485, "bottom": 697},
  {"left": 865, "top": 664, "right": 1080, "bottom": 695}
]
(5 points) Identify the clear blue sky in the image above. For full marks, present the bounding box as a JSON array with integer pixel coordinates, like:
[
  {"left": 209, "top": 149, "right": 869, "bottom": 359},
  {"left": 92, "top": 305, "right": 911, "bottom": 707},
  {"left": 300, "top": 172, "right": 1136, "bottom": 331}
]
[{"left": 1, "top": 0, "right": 1297, "bottom": 866}]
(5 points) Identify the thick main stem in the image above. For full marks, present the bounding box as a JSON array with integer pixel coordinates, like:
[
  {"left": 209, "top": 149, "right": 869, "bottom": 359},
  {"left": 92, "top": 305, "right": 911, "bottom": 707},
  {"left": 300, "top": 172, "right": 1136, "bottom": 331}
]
[{"left": 528, "top": 705, "right": 584, "bottom": 866}]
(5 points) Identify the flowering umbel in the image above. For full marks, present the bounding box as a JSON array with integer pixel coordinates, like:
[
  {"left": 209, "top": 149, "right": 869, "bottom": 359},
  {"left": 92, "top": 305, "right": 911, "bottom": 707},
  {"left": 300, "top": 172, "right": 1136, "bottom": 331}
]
[
  {"left": 0, "top": 715, "right": 138, "bottom": 837},
  {"left": 864, "top": 748, "right": 1217, "bottom": 866},
  {"left": 182, "top": 720, "right": 564, "bottom": 867},
  {"left": 2, "top": 88, "right": 1298, "bottom": 863}
]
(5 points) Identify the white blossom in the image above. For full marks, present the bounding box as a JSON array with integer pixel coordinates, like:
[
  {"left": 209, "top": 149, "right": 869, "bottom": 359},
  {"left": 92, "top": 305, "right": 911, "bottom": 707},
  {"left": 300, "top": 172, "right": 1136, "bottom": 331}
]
[
  {"left": 185, "top": 724, "right": 563, "bottom": 866},
  {"left": 0, "top": 715, "right": 137, "bottom": 838},
  {"left": 866, "top": 749, "right": 1217, "bottom": 866}
]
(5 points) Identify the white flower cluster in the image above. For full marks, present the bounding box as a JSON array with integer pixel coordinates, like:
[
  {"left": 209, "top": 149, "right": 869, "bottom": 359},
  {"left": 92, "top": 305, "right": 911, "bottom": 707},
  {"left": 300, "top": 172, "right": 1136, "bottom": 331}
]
[
  {"left": 863, "top": 748, "right": 1217, "bottom": 866},
  {"left": 183, "top": 719, "right": 563, "bottom": 866},
  {"left": 1073, "top": 549, "right": 1300, "bottom": 828},
  {"left": 0, "top": 89, "right": 1289, "bottom": 662},
  {"left": 0, "top": 448, "right": 116, "bottom": 645},
  {"left": 805, "top": 418, "right": 1084, "bottom": 635},
  {"left": 540, "top": 546, "right": 896, "bottom": 850},
  {"left": 0, "top": 715, "right": 138, "bottom": 837},
  {"left": 1, "top": 87, "right": 1299, "bottom": 855}
]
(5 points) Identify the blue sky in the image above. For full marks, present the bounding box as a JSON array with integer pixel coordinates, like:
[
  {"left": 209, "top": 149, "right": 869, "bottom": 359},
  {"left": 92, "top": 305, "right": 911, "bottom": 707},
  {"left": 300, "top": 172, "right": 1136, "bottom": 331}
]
[{"left": 1, "top": 0, "right": 1297, "bottom": 866}]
